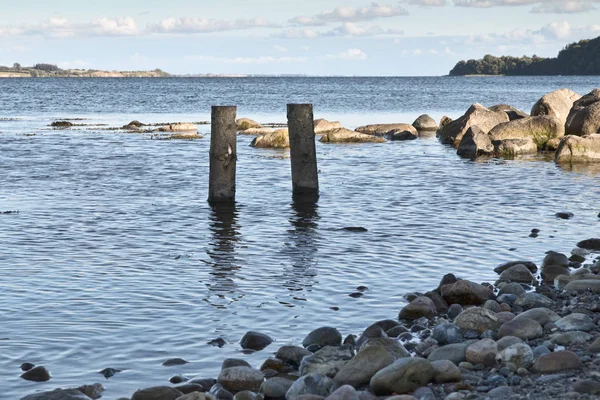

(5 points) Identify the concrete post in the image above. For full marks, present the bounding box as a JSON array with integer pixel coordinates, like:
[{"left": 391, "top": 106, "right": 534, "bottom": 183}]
[
  {"left": 209, "top": 106, "right": 237, "bottom": 203},
  {"left": 287, "top": 104, "right": 319, "bottom": 199}
]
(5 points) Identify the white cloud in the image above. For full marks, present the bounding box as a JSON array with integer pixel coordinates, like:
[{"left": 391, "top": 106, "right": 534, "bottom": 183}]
[
  {"left": 276, "top": 22, "right": 403, "bottom": 39},
  {"left": 290, "top": 2, "right": 408, "bottom": 26},
  {"left": 454, "top": 0, "right": 599, "bottom": 14},
  {"left": 538, "top": 21, "right": 572, "bottom": 40},
  {"left": 327, "top": 48, "right": 368, "bottom": 60},
  {"left": 93, "top": 17, "right": 139, "bottom": 36},
  {"left": 148, "top": 18, "right": 279, "bottom": 34},
  {"left": 532, "top": 1, "right": 596, "bottom": 14},
  {"left": 406, "top": 0, "right": 448, "bottom": 5}
]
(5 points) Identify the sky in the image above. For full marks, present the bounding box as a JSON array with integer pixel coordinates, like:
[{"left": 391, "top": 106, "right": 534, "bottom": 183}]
[{"left": 0, "top": 0, "right": 599, "bottom": 76}]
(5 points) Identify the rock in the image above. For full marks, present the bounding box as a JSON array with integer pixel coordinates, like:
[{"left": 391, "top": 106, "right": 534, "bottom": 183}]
[
  {"left": 175, "top": 384, "right": 207, "bottom": 395},
  {"left": 494, "top": 261, "right": 538, "bottom": 274},
  {"left": 587, "top": 337, "right": 600, "bottom": 352},
  {"left": 497, "top": 343, "right": 534, "bottom": 369},
  {"left": 555, "top": 313, "right": 596, "bottom": 332},
  {"left": 496, "top": 311, "right": 516, "bottom": 325},
  {"left": 159, "top": 123, "right": 198, "bottom": 132},
  {"left": 466, "top": 339, "right": 498, "bottom": 366},
  {"left": 236, "top": 118, "right": 263, "bottom": 131},
  {"left": 532, "top": 345, "right": 551, "bottom": 357},
  {"left": 431, "top": 323, "right": 463, "bottom": 345},
  {"left": 541, "top": 265, "right": 570, "bottom": 283},
  {"left": 324, "top": 385, "right": 358, "bottom": 400},
  {"left": 359, "top": 337, "right": 411, "bottom": 359},
  {"left": 489, "top": 116, "right": 565, "bottom": 150},
  {"left": 556, "top": 134, "right": 600, "bottom": 163},
  {"left": 233, "top": 390, "right": 256, "bottom": 400},
  {"left": 556, "top": 211, "right": 575, "bottom": 219},
  {"left": 20, "top": 365, "right": 51, "bottom": 382},
  {"left": 493, "top": 138, "right": 538, "bottom": 157},
  {"left": 251, "top": 129, "right": 289, "bottom": 148},
  {"left": 355, "top": 324, "right": 387, "bottom": 349},
  {"left": 20, "top": 389, "right": 93, "bottom": 400},
  {"left": 163, "top": 358, "right": 190, "bottom": 366},
  {"left": 543, "top": 251, "right": 570, "bottom": 268},
  {"left": 240, "top": 127, "right": 276, "bottom": 135},
  {"left": 498, "top": 283, "right": 526, "bottom": 296},
  {"left": 454, "top": 307, "right": 501, "bottom": 333},
  {"left": 132, "top": 387, "right": 184, "bottom": 400},
  {"left": 531, "top": 88, "right": 581, "bottom": 126},
  {"left": 320, "top": 128, "right": 386, "bottom": 143},
  {"left": 514, "top": 293, "right": 554, "bottom": 309},
  {"left": 313, "top": 119, "right": 342, "bottom": 134},
  {"left": 437, "top": 103, "right": 509, "bottom": 147},
  {"left": 50, "top": 121, "right": 73, "bottom": 128},
  {"left": 389, "top": 129, "right": 418, "bottom": 141},
  {"left": 498, "top": 264, "right": 536, "bottom": 284},
  {"left": 431, "top": 359, "right": 461, "bottom": 383},
  {"left": 514, "top": 308, "right": 559, "bottom": 326},
  {"left": 399, "top": 296, "right": 437, "bottom": 320},
  {"left": 577, "top": 238, "right": 600, "bottom": 250},
  {"left": 299, "top": 346, "right": 353, "bottom": 377},
  {"left": 440, "top": 280, "right": 494, "bottom": 306},
  {"left": 218, "top": 367, "right": 264, "bottom": 392},
  {"left": 496, "top": 336, "right": 523, "bottom": 352},
  {"left": 565, "top": 279, "right": 600, "bottom": 293},
  {"left": 447, "top": 304, "right": 463, "bottom": 321},
  {"left": 532, "top": 351, "right": 581, "bottom": 374},
  {"left": 498, "top": 318, "right": 543, "bottom": 340},
  {"left": 302, "top": 327, "right": 342, "bottom": 348},
  {"left": 565, "top": 89, "right": 600, "bottom": 135},
  {"left": 573, "top": 380, "right": 600, "bottom": 395},
  {"left": 240, "top": 331, "right": 273, "bottom": 351},
  {"left": 369, "top": 357, "right": 435, "bottom": 395},
  {"left": 285, "top": 374, "right": 333, "bottom": 400},
  {"left": 276, "top": 346, "right": 312, "bottom": 367},
  {"left": 413, "top": 114, "right": 438, "bottom": 131},
  {"left": 177, "top": 394, "right": 217, "bottom": 400},
  {"left": 486, "top": 386, "right": 513, "bottom": 398},
  {"left": 457, "top": 126, "right": 494, "bottom": 159},
  {"left": 20, "top": 362, "right": 35, "bottom": 371},
  {"left": 424, "top": 291, "right": 449, "bottom": 314},
  {"left": 209, "top": 383, "right": 234, "bottom": 400},
  {"left": 222, "top": 359, "right": 252, "bottom": 369},
  {"left": 489, "top": 104, "right": 529, "bottom": 121},
  {"left": 355, "top": 123, "right": 417, "bottom": 137},
  {"left": 334, "top": 345, "right": 395, "bottom": 388},
  {"left": 260, "top": 377, "right": 295, "bottom": 399},
  {"left": 427, "top": 343, "right": 470, "bottom": 365},
  {"left": 551, "top": 331, "right": 592, "bottom": 346}
]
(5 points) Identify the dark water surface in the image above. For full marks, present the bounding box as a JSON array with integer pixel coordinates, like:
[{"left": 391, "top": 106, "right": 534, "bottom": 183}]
[{"left": 1, "top": 77, "right": 600, "bottom": 398}]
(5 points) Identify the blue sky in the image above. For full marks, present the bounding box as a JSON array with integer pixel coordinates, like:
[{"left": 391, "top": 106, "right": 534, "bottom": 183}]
[{"left": 1, "top": 0, "right": 599, "bottom": 76}]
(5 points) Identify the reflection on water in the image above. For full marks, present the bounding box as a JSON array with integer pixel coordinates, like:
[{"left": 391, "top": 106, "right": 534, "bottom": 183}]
[
  {"left": 205, "top": 203, "right": 241, "bottom": 308},
  {"left": 282, "top": 197, "right": 320, "bottom": 303},
  {"left": 557, "top": 162, "right": 600, "bottom": 176}
]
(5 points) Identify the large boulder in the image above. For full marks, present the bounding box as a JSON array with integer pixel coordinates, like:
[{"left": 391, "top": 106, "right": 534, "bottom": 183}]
[
  {"left": 320, "top": 129, "right": 386, "bottom": 143},
  {"left": 555, "top": 134, "right": 600, "bottom": 163},
  {"left": 531, "top": 88, "right": 581, "bottom": 126},
  {"left": 493, "top": 138, "right": 538, "bottom": 157},
  {"left": 236, "top": 118, "right": 263, "bottom": 131},
  {"left": 412, "top": 114, "right": 438, "bottom": 131},
  {"left": 566, "top": 89, "right": 600, "bottom": 135},
  {"left": 437, "top": 103, "right": 509, "bottom": 147},
  {"left": 314, "top": 119, "right": 342, "bottom": 134},
  {"left": 489, "top": 116, "right": 565, "bottom": 150},
  {"left": 488, "top": 104, "right": 529, "bottom": 121},
  {"left": 356, "top": 124, "right": 417, "bottom": 137},
  {"left": 457, "top": 126, "right": 494, "bottom": 159},
  {"left": 250, "top": 129, "right": 289, "bottom": 148},
  {"left": 440, "top": 279, "right": 494, "bottom": 306},
  {"left": 370, "top": 358, "right": 435, "bottom": 395},
  {"left": 158, "top": 123, "right": 198, "bottom": 132}
]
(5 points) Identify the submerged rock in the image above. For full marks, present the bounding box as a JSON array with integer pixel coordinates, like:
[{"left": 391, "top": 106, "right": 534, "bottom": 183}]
[
  {"left": 240, "top": 331, "right": 273, "bottom": 351},
  {"left": 302, "top": 327, "right": 342, "bottom": 348},
  {"left": 320, "top": 128, "right": 386, "bottom": 143},
  {"left": 158, "top": 123, "right": 198, "bottom": 132},
  {"left": 21, "top": 389, "right": 92, "bottom": 400},
  {"left": 251, "top": 129, "right": 289, "bottom": 148},
  {"left": 355, "top": 123, "right": 416, "bottom": 137},
  {"left": 412, "top": 114, "right": 438, "bottom": 131},
  {"left": 236, "top": 118, "right": 263, "bottom": 131},
  {"left": 21, "top": 365, "right": 51, "bottom": 382}
]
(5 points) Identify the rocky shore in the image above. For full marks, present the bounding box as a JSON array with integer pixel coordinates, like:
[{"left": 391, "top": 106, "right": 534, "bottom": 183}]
[{"left": 19, "top": 235, "right": 600, "bottom": 400}]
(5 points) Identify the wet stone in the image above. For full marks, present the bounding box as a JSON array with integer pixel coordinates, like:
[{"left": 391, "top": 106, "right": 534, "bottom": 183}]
[
  {"left": 163, "top": 358, "right": 190, "bottom": 366},
  {"left": 20, "top": 362, "right": 35, "bottom": 371},
  {"left": 302, "top": 327, "right": 342, "bottom": 348},
  {"left": 240, "top": 331, "right": 273, "bottom": 351},
  {"left": 21, "top": 365, "right": 51, "bottom": 382}
]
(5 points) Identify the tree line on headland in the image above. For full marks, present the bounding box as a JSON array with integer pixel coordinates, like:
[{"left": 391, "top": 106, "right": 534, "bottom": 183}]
[
  {"left": 0, "top": 63, "right": 170, "bottom": 78},
  {"left": 449, "top": 36, "right": 600, "bottom": 76}
]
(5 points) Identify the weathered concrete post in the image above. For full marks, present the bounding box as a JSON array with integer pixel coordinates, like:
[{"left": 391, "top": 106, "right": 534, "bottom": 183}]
[
  {"left": 287, "top": 104, "right": 319, "bottom": 199},
  {"left": 209, "top": 106, "right": 237, "bottom": 203}
]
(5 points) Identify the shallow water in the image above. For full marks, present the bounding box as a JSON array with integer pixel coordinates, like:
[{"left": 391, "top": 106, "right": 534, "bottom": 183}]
[{"left": 1, "top": 77, "right": 600, "bottom": 398}]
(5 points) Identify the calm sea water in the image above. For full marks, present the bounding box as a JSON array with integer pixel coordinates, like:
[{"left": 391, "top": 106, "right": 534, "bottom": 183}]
[{"left": 1, "top": 77, "right": 600, "bottom": 399}]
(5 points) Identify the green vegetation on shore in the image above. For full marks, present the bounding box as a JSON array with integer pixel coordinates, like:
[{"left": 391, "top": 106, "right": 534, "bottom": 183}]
[
  {"left": 449, "top": 36, "right": 600, "bottom": 76},
  {"left": 0, "top": 63, "right": 170, "bottom": 78}
]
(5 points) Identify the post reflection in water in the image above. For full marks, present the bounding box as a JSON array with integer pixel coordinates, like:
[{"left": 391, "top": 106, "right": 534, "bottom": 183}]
[
  {"left": 283, "top": 195, "right": 321, "bottom": 304},
  {"left": 205, "top": 202, "right": 242, "bottom": 309}
]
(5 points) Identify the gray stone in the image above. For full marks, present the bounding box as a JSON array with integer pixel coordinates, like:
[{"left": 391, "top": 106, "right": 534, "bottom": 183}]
[
  {"left": 240, "top": 331, "right": 273, "bottom": 351},
  {"left": 431, "top": 323, "right": 463, "bottom": 345},
  {"left": 413, "top": 114, "right": 438, "bottom": 131},
  {"left": 355, "top": 324, "right": 387, "bottom": 349},
  {"left": 541, "top": 265, "right": 571, "bottom": 283},
  {"left": 498, "top": 318, "right": 543, "bottom": 340},
  {"left": 514, "top": 308, "right": 559, "bottom": 326},
  {"left": 573, "top": 380, "right": 600, "bottom": 395},
  {"left": 260, "top": 377, "right": 295, "bottom": 399},
  {"left": 454, "top": 307, "right": 501, "bottom": 333},
  {"left": 333, "top": 345, "right": 395, "bottom": 388},
  {"left": 447, "top": 304, "right": 463, "bottom": 320},
  {"left": 486, "top": 386, "right": 513, "bottom": 398},
  {"left": 497, "top": 343, "right": 534, "bottom": 369},
  {"left": 551, "top": 331, "right": 592, "bottom": 346},
  {"left": 514, "top": 293, "right": 554, "bottom": 309},
  {"left": 457, "top": 126, "right": 494, "bottom": 159},
  {"left": 359, "top": 337, "right": 410, "bottom": 359},
  {"left": 132, "top": 387, "right": 184, "bottom": 400},
  {"left": 233, "top": 391, "right": 257, "bottom": 400},
  {"left": 399, "top": 296, "right": 437, "bottom": 320},
  {"left": 176, "top": 393, "right": 217, "bottom": 400},
  {"left": 276, "top": 346, "right": 312, "bottom": 367},
  {"left": 431, "top": 360, "right": 461, "bottom": 383},
  {"left": 302, "top": 328, "right": 342, "bottom": 348},
  {"left": 498, "top": 283, "right": 526, "bottom": 296},
  {"left": 577, "top": 238, "right": 600, "bottom": 251},
  {"left": 218, "top": 367, "right": 264, "bottom": 393},
  {"left": 441, "top": 280, "right": 494, "bottom": 306},
  {"left": 533, "top": 345, "right": 551, "bottom": 357},
  {"left": 285, "top": 375, "right": 333, "bottom": 400},
  {"left": 370, "top": 358, "right": 435, "bottom": 395},
  {"left": 222, "top": 359, "right": 252, "bottom": 370},
  {"left": 483, "top": 300, "right": 502, "bottom": 313},
  {"left": 564, "top": 279, "right": 600, "bottom": 294},
  {"left": 299, "top": 346, "right": 353, "bottom": 377},
  {"left": 20, "top": 365, "right": 51, "bottom": 382},
  {"left": 532, "top": 351, "right": 581, "bottom": 374},
  {"left": 499, "top": 264, "right": 536, "bottom": 283},
  {"left": 494, "top": 261, "right": 537, "bottom": 275},
  {"left": 427, "top": 343, "right": 470, "bottom": 365},
  {"left": 466, "top": 339, "right": 498, "bottom": 366},
  {"left": 555, "top": 313, "right": 596, "bottom": 332},
  {"left": 542, "top": 251, "right": 570, "bottom": 268},
  {"left": 587, "top": 336, "right": 600, "bottom": 353},
  {"left": 21, "top": 390, "right": 92, "bottom": 400},
  {"left": 324, "top": 385, "right": 358, "bottom": 400}
]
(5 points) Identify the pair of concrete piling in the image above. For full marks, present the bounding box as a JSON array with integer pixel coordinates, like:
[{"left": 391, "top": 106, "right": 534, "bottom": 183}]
[{"left": 208, "top": 104, "right": 319, "bottom": 204}]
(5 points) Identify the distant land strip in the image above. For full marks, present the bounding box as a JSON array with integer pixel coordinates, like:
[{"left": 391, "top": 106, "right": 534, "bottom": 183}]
[{"left": 449, "top": 35, "right": 600, "bottom": 76}]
